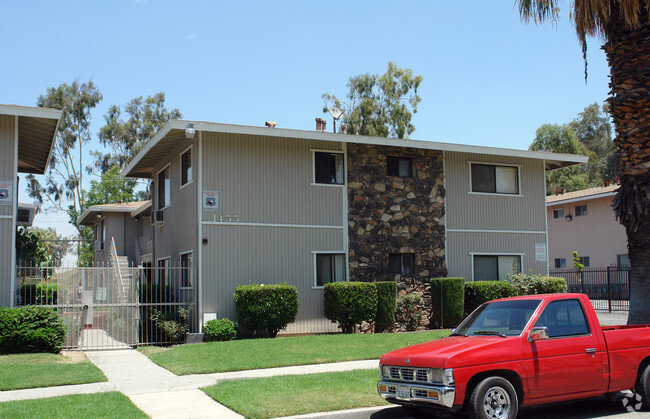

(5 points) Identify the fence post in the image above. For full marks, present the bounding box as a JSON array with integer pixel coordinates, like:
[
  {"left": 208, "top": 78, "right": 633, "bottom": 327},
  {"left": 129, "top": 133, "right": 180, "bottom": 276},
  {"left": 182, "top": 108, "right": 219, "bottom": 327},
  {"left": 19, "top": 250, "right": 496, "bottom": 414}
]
[
  {"left": 607, "top": 266, "right": 612, "bottom": 313},
  {"left": 580, "top": 270, "right": 584, "bottom": 294}
]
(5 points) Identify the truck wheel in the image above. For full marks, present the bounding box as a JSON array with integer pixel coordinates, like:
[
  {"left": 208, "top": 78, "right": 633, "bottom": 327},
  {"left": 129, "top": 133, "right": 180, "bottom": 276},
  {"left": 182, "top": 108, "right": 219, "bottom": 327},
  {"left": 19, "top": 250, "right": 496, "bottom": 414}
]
[
  {"left": 636, "top": 363, "right": 650, "bottom": 410},
  {"left": 468, "top": 376, "right": 519, "bottom": 419}
]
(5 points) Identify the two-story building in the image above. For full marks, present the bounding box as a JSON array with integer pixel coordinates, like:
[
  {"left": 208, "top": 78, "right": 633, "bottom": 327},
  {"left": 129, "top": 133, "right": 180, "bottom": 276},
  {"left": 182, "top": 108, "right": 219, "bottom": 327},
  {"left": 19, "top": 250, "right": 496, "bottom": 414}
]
[{"left": 101, "top": 119, "right": 586, "bottom": 333}]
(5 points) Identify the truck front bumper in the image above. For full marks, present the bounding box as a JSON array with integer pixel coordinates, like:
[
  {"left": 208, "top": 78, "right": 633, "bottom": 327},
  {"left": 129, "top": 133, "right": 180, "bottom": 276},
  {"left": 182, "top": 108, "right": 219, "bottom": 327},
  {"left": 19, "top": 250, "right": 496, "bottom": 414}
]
[{"left": 377, "top": 380, "right": 455, "bottom": 408}]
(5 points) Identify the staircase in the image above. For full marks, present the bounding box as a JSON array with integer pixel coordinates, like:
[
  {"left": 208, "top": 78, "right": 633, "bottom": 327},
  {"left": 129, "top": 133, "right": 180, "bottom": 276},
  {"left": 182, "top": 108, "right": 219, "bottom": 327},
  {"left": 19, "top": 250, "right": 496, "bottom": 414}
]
[{"left": 116, "top": 256, "right": 134, "bottom": 300}]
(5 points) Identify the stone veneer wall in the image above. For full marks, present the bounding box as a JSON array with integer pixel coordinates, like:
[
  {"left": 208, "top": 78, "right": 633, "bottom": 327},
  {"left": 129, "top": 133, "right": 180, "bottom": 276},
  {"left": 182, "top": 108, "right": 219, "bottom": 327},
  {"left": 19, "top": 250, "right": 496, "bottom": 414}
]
[{"left": 347, "top": 144, "right": 447, "bottom": 329}]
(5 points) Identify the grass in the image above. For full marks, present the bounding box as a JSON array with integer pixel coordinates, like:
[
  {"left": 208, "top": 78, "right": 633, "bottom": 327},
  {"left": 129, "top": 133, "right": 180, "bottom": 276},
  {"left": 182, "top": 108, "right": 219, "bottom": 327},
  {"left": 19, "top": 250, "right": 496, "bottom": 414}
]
[
  {"left": 0, "top": 392, "right": 147, "bottom": 418},
  {"left": 139, "top": 330, "right": 449, "bottom": 375},
  {"left": 0, "top": 352, "right": 107, "bottom": 391},
  {"left": 203, "top": 369, "right": 388, "bottom": 418}
]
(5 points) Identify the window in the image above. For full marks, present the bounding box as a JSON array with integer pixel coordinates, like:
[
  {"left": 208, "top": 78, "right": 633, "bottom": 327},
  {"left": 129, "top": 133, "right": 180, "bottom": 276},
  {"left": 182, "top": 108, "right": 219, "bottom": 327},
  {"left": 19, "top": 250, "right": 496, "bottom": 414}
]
[
  {"left": 389, "top": 254, "right": 415, "bottom": 274},
  {"left": 575, "top": 205, "right": 588, "bottom": 216},
  {"left": 617, "top": 254, "right": 630, "bottom": 267},
  {"left": 181, "top": 252, "right": 193, "bottom": 288},
  {"left": 314, "top": 152, "right": 344, "bottom": 185},
  {"left": 157, "top": 165, "right": 170, "bottom": 209},
  {"left": 470, "top": 163, "right": 519, "bottom": 195},
  {"left": 579, "top": 256, "right": 590, "bottom": 267},
  {"left": 552, "top": 209, "right": 565, "bottom": 220},
  {"left": 157, "top": 258, "right": 170, "bottom": 286},
  {"left": 181, "top": 147, "right": 192, "bottom": 186},
  {"left": 387, "top": 156, "right": 412, "bottom": 178},
  {"left": 554, "top": 258, "right": 566, "bottom": 268},
  {"left": 533, "top": 299, "right": 589, "bottom": 338},
  {"left": 95, "top": 219, "right": 105, "bottom": 250},
  {"left": 315, "top": 253, "right": 346, "bottom": 287},
  {"left": 473, "top": 255, "right": 521, "bottom": 281}
]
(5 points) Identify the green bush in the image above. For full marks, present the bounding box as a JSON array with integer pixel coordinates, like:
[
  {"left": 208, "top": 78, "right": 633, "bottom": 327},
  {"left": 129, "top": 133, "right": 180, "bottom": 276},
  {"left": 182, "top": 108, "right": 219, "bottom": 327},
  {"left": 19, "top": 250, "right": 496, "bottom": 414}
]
[
  {"left": 464, "top": 281, "right": 518, "bottom": 314},
  {"left": 0, "top": 306, "right": 66, "bottom": 354},
  {"left": 506, "top": 271, "right": 568, "bottom": 296},
  {"left": 430, "top": 277, "right": 465, "bottom": 328},
  {"left": 204, "top": 318, "right": 237, "bottom": 342},
  {"left": 234, "top": 283, "right": 299, "bottom": 338},
  {"left": 324, "top": 282, "right": 377, "bottom": 334},
  {"left": 396, "top": 293, "right": 423, "bottom": 332},
  {"left": 149, "top": 306, "right": 192, "bottom": 344},
  {"left": 18, "top": 282, "right": 59, "bottom": 305},
  {"left": 374, "top": 281, "right": 397, "bottom": 332}
]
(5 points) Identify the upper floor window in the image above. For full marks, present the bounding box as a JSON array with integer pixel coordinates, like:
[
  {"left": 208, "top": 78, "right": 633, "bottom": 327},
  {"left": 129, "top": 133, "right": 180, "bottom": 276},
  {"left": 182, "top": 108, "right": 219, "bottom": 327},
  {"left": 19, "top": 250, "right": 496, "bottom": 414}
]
[
  {"left": 157, "top": 165, "right": 170, "bottom": 210},
  {"left": 314, "top": 151, "right": 344, "bottom": 185},
  {"left": 575, "top": 205, "right": 588, "bottom": 216},
  {"left": 470, "top": 163, "right": 519, "bottom": 195},
  {"left": 552, "top": 209, "right": 564, "bottom": 220},
  {"left": 181, "top": 147, "right": 192, "bottom": 186},
  {"left": 387, "top": 156, "right": 412, "bottom": 178},
  {"left": 389, "top": 253, "right": 415, "bottom": 274},
  {"left": 473, "top": 254, "right": 521, "bottom": 281}
]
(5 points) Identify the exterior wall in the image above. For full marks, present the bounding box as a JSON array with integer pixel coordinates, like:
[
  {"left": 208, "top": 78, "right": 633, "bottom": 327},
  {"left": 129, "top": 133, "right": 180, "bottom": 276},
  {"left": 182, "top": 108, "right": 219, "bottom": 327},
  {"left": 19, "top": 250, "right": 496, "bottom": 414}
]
[
  {"left": 0, "top": 115, "right": 16, "bottom": 307},
  {"left": 200, "top": 132, "right": 345, "bottom": 333},
  {"left": 547, "top": 195, "right": 627, "bottom": 267},
  {"left": 93, "top": 213, "right": 143, "bottom": 265},
  {"left": 444, "top": 151, "right": 549, "bottom": 280}
]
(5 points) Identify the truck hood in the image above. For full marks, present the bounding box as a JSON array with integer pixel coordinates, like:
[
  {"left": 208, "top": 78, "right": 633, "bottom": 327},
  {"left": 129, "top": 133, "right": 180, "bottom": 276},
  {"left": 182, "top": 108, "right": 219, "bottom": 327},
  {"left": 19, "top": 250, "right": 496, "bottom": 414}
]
[{"left": 379, "top": 336, "right": 524, "bottom": 369}]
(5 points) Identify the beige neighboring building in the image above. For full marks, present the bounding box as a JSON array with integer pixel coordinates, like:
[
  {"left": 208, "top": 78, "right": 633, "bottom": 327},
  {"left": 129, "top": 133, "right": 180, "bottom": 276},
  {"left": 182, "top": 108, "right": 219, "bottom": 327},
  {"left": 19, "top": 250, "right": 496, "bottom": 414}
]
[{"left": 546, "top": 184, "right": 628, "bottom": 269}]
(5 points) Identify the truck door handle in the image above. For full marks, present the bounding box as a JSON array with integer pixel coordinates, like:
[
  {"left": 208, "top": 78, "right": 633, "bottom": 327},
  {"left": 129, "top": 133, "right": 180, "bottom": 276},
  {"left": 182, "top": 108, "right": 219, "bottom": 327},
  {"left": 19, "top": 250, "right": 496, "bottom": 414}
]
[{"left": 586, "top": 348, "right": 596, "bottom": 354}]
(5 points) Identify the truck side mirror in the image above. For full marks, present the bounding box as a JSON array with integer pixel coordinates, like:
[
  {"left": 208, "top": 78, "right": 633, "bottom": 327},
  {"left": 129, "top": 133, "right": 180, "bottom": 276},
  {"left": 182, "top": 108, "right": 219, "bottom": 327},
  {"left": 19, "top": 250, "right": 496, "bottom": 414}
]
[{"left": 528, "top": 326, "right": 549, "bottom": 342}]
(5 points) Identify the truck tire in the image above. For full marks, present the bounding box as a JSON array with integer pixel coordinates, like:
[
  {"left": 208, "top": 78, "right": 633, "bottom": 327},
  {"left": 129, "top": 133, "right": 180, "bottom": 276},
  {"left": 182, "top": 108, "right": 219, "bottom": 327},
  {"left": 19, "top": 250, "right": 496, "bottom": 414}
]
[
  {"left": 468, "top": 376, "right": 519, "bottom": 419},
  {"left": 636, "top": 363, "right": 650, "bottom": 410}
]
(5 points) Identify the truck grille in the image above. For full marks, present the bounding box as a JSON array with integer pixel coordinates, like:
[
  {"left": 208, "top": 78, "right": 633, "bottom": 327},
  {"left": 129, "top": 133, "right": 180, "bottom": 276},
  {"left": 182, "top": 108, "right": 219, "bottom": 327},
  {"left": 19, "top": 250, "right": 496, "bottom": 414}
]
[{"left": 388, "top": 366, "right": 430, "bottom": 383}]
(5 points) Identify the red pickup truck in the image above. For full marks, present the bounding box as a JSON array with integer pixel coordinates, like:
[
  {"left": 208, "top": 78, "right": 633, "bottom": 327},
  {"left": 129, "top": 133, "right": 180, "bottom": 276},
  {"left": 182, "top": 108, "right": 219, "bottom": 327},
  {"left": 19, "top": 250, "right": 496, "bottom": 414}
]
[{"left": 377, "top": 293, "right": 650, "bottom": 418}]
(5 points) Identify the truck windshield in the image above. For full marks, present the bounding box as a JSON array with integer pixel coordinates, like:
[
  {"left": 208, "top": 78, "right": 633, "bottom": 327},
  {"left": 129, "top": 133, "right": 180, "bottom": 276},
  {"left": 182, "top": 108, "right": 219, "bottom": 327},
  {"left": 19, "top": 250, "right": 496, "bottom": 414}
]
[{"left": 453, "top": 300, "right": 542, "bottom": 337}]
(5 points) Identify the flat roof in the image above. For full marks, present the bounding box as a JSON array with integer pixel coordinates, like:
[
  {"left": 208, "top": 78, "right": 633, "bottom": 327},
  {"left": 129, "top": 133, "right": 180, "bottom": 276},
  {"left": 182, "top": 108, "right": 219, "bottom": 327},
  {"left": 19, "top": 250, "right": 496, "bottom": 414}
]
[
  {"left": 0, "top": 104, "right": 62, "bottom": 174},
  {"left": 124, "top": 119, "right": 589, "bottom": 178},
  {"left": 546, "top": 184, "right": 619, "bottom": 206},
  {"left": 77, "top": 201, "right": 149, "bottom": 225}
]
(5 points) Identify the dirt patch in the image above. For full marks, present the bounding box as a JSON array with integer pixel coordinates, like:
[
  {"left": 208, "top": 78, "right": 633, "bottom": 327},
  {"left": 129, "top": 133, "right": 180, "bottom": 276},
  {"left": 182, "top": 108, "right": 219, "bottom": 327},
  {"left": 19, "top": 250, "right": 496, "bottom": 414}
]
[{"left": 59, "top": 350, "right": 86, "bottom": 363}]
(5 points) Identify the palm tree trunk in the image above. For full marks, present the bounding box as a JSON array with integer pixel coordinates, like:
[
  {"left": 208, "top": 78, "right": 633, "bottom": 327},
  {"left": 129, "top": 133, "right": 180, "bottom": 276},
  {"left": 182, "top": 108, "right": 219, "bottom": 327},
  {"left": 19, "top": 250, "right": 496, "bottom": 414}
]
[{"left": 604, "top": 6, "right": 650, "bottom": 324}]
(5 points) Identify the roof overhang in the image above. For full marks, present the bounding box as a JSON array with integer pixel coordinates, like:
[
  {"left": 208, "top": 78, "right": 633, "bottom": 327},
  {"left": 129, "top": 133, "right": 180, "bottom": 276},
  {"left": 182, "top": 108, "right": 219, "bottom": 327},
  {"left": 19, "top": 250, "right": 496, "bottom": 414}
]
[
  {"left": 546, "top": 191, "right": 617, "bottom": 207},
  {"left": 124, "top": 119, "right": 589, "bottom": 178},
  {"left": 77, "top": 201, "right": 150, "bottom": 226},
  {"left": 0, "top": 104, "right": 62, "bottom": 174}
]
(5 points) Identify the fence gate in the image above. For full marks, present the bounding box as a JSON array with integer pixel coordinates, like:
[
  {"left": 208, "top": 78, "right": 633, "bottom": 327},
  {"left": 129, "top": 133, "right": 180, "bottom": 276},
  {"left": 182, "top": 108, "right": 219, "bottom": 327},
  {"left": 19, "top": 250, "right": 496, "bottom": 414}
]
[
  {"left": 16, "top": 264, "right": 198, "bottom": 350},
  {"left": 549, "top": 266, "right": 630, "bottom": 311}
]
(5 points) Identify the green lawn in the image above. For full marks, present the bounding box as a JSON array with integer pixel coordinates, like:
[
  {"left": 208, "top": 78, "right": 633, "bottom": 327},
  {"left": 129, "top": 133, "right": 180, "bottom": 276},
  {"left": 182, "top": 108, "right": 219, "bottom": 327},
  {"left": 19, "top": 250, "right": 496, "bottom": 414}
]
[
  {"left": 203, "top": 369, "right": 388, "bottom": 418},
  {"left": 0, "top": 353, "right": 107, "bottom": 391},
  {"left": 139, "top": 330, "right": 448, "bottom": 375},
  {"left": 0, "top": 392, "right": 147, "bottom": 418}
]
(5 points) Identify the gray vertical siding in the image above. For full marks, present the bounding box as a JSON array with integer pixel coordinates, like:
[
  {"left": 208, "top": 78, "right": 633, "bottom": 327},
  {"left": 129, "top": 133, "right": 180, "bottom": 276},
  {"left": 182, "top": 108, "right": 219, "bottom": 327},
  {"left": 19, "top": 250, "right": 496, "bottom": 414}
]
[
  {"left": 444, "top": 151, "right": 548, "bottom": 280},
  {"left": 0, "top": 115, "right": 16, "bottom": 306},
  {"left": 200, "top": 132, "right": 345, "bottom": 333}
]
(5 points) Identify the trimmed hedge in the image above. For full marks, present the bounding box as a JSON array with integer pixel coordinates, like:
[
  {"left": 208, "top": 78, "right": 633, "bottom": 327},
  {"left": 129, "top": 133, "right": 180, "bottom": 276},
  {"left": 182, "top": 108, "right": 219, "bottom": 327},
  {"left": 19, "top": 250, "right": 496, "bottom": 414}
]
[
  {"left": 18, "top": 282, "right": 59, "bottom": 305},
  {"left": 374, "top": 281, "right": 397, "bottom": 332},
  {"left": 324, "top": 282, "right": 377, "bottom": 333},
  {"left": 204, "top": 318, "right": 237, "bottom": 342},
  {"left": 464, "top": 281, "right": 518, "bottom": 314},
  {"left": 430, "top": 277, "right": 465, "bottom": 328},
  {"left": 234, "top": 283, "right": 299, "bottom": 338},
  {"left": 0, "top": 305, "right": 66, "bottom": 354},
  {"left": 508, "top": 272, "right": 568, "bottom": 296}
]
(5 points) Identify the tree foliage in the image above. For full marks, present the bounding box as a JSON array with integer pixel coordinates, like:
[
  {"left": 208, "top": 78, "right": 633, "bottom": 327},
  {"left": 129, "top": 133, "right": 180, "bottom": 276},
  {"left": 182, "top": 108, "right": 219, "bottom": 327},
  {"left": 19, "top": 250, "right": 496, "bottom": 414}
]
[
  {"left": 322, "top": 62, "right": 423, "bottom": 139},
  {"left": 93, "top": 92, "right": 181, "bottom": 173},
  {"left": 85, "top": 166, "right": 139, "bottom": 206}
]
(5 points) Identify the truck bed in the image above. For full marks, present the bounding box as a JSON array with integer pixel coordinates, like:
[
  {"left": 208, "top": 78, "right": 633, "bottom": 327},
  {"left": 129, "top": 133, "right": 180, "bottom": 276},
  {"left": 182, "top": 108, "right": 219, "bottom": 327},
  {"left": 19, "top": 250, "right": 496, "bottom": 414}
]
[{"left": 602, "top": 324, "right": 650, "bottom": 391}]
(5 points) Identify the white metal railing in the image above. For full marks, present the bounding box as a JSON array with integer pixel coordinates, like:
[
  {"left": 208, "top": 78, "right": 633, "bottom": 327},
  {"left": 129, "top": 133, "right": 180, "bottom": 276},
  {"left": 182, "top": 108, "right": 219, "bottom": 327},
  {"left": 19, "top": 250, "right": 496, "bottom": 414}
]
[{"left": 109, "top": 237, "right": 126, "bottom": 301}]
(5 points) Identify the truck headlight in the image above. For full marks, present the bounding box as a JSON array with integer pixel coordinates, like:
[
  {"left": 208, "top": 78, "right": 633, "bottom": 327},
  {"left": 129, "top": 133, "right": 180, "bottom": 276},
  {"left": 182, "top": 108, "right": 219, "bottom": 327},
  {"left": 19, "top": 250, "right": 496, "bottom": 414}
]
[
  {"left": 443, "top": 368, "right": 454, "bottom": 386},
  {"left": 380, "top": 364, "right": 391, "bottom": 378}
]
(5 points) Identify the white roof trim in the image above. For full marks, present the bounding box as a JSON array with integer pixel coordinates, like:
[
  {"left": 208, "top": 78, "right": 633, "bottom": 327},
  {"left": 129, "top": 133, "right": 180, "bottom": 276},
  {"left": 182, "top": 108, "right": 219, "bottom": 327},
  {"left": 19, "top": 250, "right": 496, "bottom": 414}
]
[
  {"left": 0, "top": 104, "right": 62, "bottom": 119},
  {"left": 546, "top": 192, "right": 617, "bottom": 206}
]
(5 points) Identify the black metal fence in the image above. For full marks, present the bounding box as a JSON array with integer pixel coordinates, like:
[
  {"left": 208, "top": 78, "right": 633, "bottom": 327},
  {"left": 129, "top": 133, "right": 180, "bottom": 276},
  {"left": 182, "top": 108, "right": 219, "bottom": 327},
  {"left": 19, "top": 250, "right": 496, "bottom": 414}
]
[{"left": 549, "top": 266, "right": 630, "bottom": 312}]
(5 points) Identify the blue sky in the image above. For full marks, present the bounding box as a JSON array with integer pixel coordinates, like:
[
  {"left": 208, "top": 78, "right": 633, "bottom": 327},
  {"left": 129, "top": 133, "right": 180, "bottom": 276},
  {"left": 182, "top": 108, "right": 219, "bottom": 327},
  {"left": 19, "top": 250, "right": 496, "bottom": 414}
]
[{"left": 2, "top": 1, "right": 611, "bottom": 245}]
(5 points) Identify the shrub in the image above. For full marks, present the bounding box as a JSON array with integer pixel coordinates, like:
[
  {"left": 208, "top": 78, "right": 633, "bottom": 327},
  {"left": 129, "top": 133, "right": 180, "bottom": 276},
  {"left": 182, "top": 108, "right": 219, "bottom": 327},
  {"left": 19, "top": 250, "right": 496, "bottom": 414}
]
[
  {"left": 324, "top": 282, "right": 377, "bottom": 333},
  {"left": 149, "top": 306, "right": 192, "bottom": 343},
  {"left": 234, "top": 283, "right": 299, "bottom": 338},
  {"left": 374, "top": 281, "right": 397, "bottom": 332},
  {"left": 506, "top": 271, "right": 568, "bottom": 296},
  {"left": 18, "top": 282, "right": 59, "bottom": 305},
  {"left": 396, "top": 293, "right": 423, "bottom": 332},
  {"left": 430, "top": 277, "right": 465, "bottom": 328},
  {"left": 0, "top": 306, "right": 66, "bottom": 354},
  {"left": 464, "top": 281, "right": 518, "bottom": 314},
  {"left": 204, "top": 318, "right": 237, "bottom": 342}
]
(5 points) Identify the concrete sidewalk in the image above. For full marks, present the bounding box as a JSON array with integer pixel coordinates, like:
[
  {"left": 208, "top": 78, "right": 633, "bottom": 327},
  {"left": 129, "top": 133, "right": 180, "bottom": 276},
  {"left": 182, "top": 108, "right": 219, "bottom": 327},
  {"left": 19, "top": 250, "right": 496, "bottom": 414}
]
[{"left": 0, "top": 349, "right": 379, "bottom": 418}]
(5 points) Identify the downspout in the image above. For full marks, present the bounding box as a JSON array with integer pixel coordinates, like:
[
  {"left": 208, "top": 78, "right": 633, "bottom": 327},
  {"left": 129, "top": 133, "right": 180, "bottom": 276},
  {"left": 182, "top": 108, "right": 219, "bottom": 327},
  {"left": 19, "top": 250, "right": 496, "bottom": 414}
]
[
  {"left": 197, "top": 130, "right": 203, "bottom": 330},
  {"left": 10, "top": 116, "right": 18, "bottom": 307}
]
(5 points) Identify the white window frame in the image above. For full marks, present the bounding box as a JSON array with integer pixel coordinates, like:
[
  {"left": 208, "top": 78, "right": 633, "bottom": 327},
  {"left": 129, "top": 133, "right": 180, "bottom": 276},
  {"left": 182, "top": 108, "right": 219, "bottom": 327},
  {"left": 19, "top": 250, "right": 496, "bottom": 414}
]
[
  {"left": 552, "top": 208, "right": 565, "bottom": 220},
  {"left": 311, "top": 149, "right": 346, "bottom": 187},
  {"left": 575, "top": 205, "right": 588, "bottom": 217},
  {"left": 156, "top": 257, "right": 171, "bottom": 286},
  {"left": 179, "top": 145, "right": 193, "bottom": 189},
  {"left": 312, "top": 251, "right": 347, "bottom": 289},
  {"left": 470, "top": 252, "right": 524, "bottom": 282},
  {"left": 156, "top": 163, "right": 171, "bottom": 210},
  {"left": 468, "top": 161, "right": 522, "bottom": 197},
  {"left": 180, "top": 250, "right": 194, "bottom": 289}
]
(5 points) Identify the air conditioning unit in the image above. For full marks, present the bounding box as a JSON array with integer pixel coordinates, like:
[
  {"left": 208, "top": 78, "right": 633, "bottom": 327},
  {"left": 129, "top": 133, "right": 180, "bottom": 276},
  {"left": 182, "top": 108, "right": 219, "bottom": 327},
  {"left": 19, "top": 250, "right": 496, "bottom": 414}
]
[
  {"left": 150, "top": 210, "right": 164, "bottom": 225},
  {"left": 16, "top": 207, "right": 35, "bottom": 226}
]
